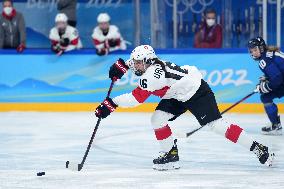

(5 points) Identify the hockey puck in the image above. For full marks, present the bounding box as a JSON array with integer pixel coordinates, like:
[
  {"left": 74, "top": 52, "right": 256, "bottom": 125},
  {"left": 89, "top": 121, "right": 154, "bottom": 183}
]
[{"left": 37, "top": 172, "right": 45, "bottom": 176}]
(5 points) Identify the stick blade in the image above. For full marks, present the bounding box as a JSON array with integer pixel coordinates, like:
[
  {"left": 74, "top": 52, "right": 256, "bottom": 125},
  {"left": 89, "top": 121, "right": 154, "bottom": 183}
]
[{"left": 65, "top": 161, "right": 82, "bottom": 171}]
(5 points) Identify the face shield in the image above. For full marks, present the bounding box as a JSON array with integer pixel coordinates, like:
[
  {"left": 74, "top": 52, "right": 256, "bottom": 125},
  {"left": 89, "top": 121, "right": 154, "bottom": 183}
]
[{"left": 127, "top": 59, "right": 146, "bottom": 76}]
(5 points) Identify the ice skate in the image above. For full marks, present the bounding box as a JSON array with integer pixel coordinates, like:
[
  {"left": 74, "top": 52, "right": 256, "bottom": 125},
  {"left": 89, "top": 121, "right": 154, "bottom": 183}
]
[
  {"left": 250, "top": 141, "right": 275, "bottom": 167},
  {"left": 262, "top": 116, "right": 282, "bottom": 135},
  {"left": 153, "top": 139, "right": 180, "bottom": 171}
]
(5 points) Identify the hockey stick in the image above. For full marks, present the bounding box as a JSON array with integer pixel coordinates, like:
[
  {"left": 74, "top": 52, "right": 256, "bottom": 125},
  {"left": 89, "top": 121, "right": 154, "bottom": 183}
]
[
  {"left": 185, "top": 91, "right": 256, "bottom": 138},
  {"left": 66, "top": 80, "right": 115, "bottom": 171}
]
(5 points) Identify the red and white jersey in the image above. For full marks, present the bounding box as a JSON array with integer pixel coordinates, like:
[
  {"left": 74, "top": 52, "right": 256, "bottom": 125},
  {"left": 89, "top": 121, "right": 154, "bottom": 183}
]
[
  {"left": 92, "top": 25, "right": 126, "bottom": 52},
  {"left": 113, "top": 61, "right": 203, "bottom": 107},
  {"left": 49, "top": 25, "right": 82, "bottom": 52}
]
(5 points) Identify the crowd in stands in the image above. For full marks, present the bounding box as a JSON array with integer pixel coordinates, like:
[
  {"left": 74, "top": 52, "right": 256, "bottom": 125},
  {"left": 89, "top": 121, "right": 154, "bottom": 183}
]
[{"left": 0, "top": 0, "right": 223, "bottom": 56}]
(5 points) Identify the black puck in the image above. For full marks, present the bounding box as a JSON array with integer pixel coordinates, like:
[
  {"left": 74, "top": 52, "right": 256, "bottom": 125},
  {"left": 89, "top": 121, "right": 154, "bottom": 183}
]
[{"left": 37, "top": 172, "right": 45, "bottom": 176}]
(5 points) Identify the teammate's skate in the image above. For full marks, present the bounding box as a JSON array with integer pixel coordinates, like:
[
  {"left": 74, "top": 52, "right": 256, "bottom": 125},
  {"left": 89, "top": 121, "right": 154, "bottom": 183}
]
[
  {"left": 250, "top": 141, "right": 275, "bottom": 166},
  {"left": 262, "top": 116, "right": 282, "bottom": 135},
  {"left": 153, "top": 139, "right": 180, "bottom": 171}
]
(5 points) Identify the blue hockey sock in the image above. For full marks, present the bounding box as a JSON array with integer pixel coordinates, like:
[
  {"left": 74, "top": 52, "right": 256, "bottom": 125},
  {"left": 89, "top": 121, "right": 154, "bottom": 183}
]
[{"left": 264, "top": 103, "right": 279, "bottom": 124}]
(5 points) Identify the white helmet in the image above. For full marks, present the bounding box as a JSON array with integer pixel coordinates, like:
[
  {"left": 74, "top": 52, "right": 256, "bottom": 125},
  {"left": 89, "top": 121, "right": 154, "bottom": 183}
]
[
  {"left": 130, "top": 45, "right": 157, "bottom": 62},
  {"left": 55, "top": 13, "right": 68, "bottom": 23},
  {"left": 97, "top": 13, "right": 110, "bottom": 23},
  {"left": 128, "top": 45, "right": 158, "bottom": 76}
]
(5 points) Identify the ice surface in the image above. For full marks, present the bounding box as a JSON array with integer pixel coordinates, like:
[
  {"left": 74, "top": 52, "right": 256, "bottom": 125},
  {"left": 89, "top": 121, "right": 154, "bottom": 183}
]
[{"left": 0, "top": 112, "right": 283, "bottom": 189}]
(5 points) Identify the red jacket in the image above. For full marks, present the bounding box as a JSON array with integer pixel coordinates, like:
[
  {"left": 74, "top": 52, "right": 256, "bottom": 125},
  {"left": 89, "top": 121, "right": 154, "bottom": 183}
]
[{"left": 194, "top": 22, "right": 222, "bottom": 48}]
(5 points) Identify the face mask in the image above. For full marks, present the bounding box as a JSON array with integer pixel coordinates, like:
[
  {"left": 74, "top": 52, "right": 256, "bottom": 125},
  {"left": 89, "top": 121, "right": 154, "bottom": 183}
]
[
  {"left": 206, "top": 18, "right": 215, "bottom": 27},
  {"left": 3, "top": 7, "right": 13, "bottom": 15}
]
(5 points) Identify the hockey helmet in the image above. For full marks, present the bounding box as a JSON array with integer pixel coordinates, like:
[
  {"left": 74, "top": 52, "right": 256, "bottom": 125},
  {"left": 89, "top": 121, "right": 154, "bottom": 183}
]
[
  {"left": 247, "top": 37, "right": 266, "bottom": 60},
  {"left": 128, "top": 45, "right": 158, "bottom": 76},
  {"left": 97, "top": 13, "right": 110, "bottom": 23},
  {"left": 55, "top": 13, "right": 68, "bottom": 23}
]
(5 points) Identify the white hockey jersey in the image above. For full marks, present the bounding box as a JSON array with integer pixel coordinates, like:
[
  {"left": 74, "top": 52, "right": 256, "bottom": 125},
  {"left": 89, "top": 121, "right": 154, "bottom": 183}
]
[
  {"left": 113, "top": 62, "right": 203, "bottom": 107},
  {"left": 92, "top": 25, "right": 126, "bottom": 52},
  {"left": 49, "top": 25, "right": 82, "bottom": 52}
]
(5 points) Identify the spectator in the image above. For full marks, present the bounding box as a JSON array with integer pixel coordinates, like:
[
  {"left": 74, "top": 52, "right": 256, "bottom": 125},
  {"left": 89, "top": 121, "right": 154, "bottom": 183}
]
[
  {"left": 0, "top": 0, "right": 26, "bottom": 52},
  {"left": 57, "top": 0, "right": 77, "bottom": 27},
  {"left": 92, "top": 13, "right": 126, "bottom": 56},
  {"left": 194, "top": 8, "right": 222, "bottom": 48},
  {"left": 49, "top": 13, "right": 82, "bottom": 55}
]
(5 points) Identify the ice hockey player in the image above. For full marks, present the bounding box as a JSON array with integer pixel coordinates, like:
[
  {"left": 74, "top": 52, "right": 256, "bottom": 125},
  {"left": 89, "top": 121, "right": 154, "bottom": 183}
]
[
  {"left": 92, "top": 13, "right": 126, "bottom": 56},
  {"left": 95, "top": 45, "right": 275, "bottom": 170},
  {"left": 49, "top": 13, "right": 82, "bottom": 55},
  {"left": 248, "top": 37, "right": 283, "bottom": 135}
]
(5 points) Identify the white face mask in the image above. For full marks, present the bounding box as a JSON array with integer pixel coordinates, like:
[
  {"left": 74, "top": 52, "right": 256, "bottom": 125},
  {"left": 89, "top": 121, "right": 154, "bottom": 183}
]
[
  {"left": 3, "top": 7, "right": 13, "bottom": 15},
  {"left": 206, "top": 18, "right": 216, "bottom": 27}
]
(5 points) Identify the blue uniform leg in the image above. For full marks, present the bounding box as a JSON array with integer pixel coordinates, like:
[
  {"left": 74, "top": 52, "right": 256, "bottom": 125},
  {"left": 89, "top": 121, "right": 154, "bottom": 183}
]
[
  {"left": 260, "top": 92, "right": 279, "bottom": 124},
  {"left": 260, "top": 88, "right": 283, "bottom": 135}
]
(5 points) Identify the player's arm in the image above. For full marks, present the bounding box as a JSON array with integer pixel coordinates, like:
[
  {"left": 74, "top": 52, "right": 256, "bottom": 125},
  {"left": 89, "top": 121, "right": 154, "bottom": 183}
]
[
  {"left": 49, "top": 29, "right": 62, "bottom": 54},
  {"left": 95, "top": 87, "right": 151, "bottom": 118},
  {"left": 64, "top": 28, "right": 80, "bottom": 52}
]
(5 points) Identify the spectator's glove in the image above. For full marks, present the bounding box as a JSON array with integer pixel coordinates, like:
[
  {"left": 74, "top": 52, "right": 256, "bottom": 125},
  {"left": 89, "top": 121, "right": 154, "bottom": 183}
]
[
  {"left": 108, "top": 38, "right": 120, "bottom": 47},
  {"left": 255, "top": 81, "right": 272, "bottom": 94},
  {"left": 109, "top": 58, "right": 129, "bottom": 81},
  {"left": 60, "top": 38, "right": 70, "bottom": 47},
  {"left": 16, "top": 44, "right": 25, "bottom": 53},
  {"left": 95, "top": 97, "right": 117, "bottom": 119},
  {"left": 96, "top": 48, "right": 109, "bottom": 56}
]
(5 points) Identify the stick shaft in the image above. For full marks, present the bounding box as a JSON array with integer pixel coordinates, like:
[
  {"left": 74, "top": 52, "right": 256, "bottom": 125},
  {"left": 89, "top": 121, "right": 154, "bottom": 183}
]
[
  {"left": 186, "top": 91, "right": 256, "bottom": 137},
  {"left": 78, "top": 80, "right": 115, "bottom": 171}
]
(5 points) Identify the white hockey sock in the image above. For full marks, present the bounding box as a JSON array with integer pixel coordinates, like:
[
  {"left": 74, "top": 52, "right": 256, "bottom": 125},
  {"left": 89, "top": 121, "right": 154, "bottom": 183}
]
[
  {"left": 210, "top": 118, "right": 254, "bottom": 150},
  {"left": 154, "top": 124, "right": 174, "bottom": 152}
]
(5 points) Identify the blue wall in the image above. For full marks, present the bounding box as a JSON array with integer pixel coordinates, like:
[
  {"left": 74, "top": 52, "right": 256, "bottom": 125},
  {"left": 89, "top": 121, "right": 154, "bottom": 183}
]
[{"left": 0, "top": 49, "right": 267, "bottom": 104}]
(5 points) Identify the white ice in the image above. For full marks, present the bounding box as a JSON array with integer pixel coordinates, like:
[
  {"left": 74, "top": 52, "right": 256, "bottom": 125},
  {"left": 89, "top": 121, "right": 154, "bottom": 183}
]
[{"left": 0, "top": 112, "right": 283, "bottom": 189}]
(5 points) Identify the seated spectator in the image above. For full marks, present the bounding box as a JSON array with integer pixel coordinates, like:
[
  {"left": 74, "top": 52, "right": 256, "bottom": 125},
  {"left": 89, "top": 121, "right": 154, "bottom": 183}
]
[
  {"left": 57, "top": 0, "right": 77, "bottom": 27},
  {"left": 49, "top": 13, "right": 82, "bottom": 55},
  {"left": 92, "top": 13, "right": 126, "bottom": 56},
  {"left": 194, "top": 8, "right": 222, "bottom": 48},
  {"left": 0, "top": 0, "right": 26, "bottom": 52}
]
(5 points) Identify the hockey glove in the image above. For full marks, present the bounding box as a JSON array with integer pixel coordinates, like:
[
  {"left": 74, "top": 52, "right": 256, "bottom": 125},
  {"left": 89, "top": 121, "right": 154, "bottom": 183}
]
[
  {"left": 255, "top": 81, "right": 272, "bottom": 94},
  {"left": 95, "top": 97, "right": 117, "bottom": 119},
  {"left": 109, "top": 58, "right": 129, "bottom": 81},
  {"left": 60, "top": 38, "right": 70, "bottom": 47},
  {"left": 16, "top": 43, "right": 25, "bottom": 53},
  {"left": 96, "top": 48, "right": 109, "bottom": 56},
  {"left": 108, "top": 38, "right": 120, "bottom": 47}
]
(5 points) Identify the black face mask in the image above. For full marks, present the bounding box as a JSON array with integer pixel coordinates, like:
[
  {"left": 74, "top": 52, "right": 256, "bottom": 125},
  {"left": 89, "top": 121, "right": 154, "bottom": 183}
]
[
  {"left": 58, "top": 28, "right": 66, "bottom": 36},
  {"left": 102, "top": 28, "right": 109, "bottom": 36}
]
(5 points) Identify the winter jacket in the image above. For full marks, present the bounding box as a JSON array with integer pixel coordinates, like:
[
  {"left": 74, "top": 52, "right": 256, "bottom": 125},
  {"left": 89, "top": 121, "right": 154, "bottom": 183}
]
[{"left": 0, "top": 10, "right": 26, "bottom": 48}]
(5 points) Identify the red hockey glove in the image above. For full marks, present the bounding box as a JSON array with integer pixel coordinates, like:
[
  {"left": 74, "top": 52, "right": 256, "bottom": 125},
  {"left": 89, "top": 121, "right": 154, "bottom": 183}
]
[
  {"left": 95, "top": 97, "right": 117, "bottom": 119},
  {"left": 109, "top": 58, "right": 129, "bottom": 81}
]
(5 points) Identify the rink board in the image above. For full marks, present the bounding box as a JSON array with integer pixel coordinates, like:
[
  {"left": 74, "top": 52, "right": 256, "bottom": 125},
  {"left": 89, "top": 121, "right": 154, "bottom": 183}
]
[{"left": 0, "top": 49, "right": 283, "bottom": 112}]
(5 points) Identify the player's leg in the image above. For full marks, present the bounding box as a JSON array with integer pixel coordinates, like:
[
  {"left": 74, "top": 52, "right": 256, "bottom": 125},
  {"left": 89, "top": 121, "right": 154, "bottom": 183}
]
[
  {"left": 260, "top": 91, "right": 282, "bottom": 135},
  {"left": 151, "top": 110, "right": 175, "bottom": 153},
  {"left": 151, "top": 99, "right": 186, "bottom": 170},
  {"left": 187, "top": 86, "right": 275, "bottom": 166}
]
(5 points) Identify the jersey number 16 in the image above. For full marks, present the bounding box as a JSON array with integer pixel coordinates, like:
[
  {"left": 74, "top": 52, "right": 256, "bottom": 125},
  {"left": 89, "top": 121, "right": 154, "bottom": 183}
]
[{"left": 139, "top": 79, "right": 148, "bottom": 88}]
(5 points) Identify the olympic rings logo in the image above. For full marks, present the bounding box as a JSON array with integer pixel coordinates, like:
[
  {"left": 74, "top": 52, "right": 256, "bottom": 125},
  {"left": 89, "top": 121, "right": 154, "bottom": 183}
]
[{"left": 164, "top": 0, "right": 214, "bottom": 14}]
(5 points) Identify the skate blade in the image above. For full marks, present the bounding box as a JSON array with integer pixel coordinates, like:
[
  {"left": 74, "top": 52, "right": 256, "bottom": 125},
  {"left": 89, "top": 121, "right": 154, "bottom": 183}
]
[
  {"left": 153, "top": 162, "right": 180, "bottom": 171},
  {"left": 265, "top": 153, "right": 275, "bottom": 167},
  {"left": 261, "top": 129, "right": 282, "bottom": 136}
]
